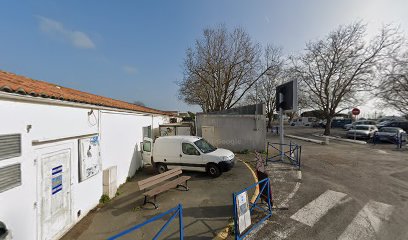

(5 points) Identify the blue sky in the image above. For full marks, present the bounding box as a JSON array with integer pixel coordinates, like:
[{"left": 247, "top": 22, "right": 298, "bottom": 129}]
[{"left": 1, "top": 0, "right": 407, "bottom": 113}]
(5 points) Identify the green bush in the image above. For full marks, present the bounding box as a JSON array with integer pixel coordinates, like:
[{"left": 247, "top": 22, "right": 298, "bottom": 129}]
[{"left": 99, "top": 194, "right": 110, "bottom": 204}]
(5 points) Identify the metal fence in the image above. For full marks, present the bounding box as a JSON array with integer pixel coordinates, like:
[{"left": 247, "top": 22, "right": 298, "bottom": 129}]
[
  {"left": 372, "top": 132, "right": 408, "bottom": 149},
  {"left": 108, "top": 204, "right": 184, "bottom": 240},
  {"left": 397, "top": 132, "right": 407, "bottom": 148},
  {"left": 266, "top": 141, "right": 301, "bottom": 169},
  {"left": 232, "top": 178, "right": 273, "bottom": 240}
]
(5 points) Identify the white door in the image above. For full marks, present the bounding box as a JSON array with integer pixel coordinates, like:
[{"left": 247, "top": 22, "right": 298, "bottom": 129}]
[{"left": 36, "top": 145, "right": 72, "bottom": 240}]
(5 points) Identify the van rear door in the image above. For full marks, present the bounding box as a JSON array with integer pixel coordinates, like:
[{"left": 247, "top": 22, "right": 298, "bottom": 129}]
[{"left": 142, "top": 137, "right": 153, "bottom": 165}]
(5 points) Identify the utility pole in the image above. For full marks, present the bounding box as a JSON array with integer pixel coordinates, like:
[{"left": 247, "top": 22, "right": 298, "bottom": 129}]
[{"left": 279, "top": 92, "right": 284, "bottom": 161}]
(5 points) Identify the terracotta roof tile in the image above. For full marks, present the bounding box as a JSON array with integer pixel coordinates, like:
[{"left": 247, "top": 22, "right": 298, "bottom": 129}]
[{"left": 0, "top": 70, "right": 167, "bottom": 115}]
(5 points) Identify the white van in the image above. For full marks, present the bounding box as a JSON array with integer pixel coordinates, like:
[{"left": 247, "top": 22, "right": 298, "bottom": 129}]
[
  {"left": 142, "top": 136, "right": 235, "bottom": 177},
  {"left": 290, "top": 117, "right": 316, "bottom": 127}
]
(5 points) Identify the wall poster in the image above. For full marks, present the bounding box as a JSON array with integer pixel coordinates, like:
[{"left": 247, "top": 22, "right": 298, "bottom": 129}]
[
  {"left": 78, "top": 135, "right": 101, "bottom": 182},
  {"left": 236, "top": 191, "right": 251, "bottom": 234}
]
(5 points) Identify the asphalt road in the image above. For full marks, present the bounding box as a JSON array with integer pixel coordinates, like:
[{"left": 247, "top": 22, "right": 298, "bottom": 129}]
[{"left": 251, "top": 128, "right": 408, "bottom": 240}]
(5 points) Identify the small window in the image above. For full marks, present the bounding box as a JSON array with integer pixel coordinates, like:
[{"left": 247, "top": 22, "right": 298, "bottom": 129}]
[
  {"left": 143, "top": 141, "right": 151, "bottom": 152},
  {"left": 182, "top": 143, "right": 200, "bottom": 155}
]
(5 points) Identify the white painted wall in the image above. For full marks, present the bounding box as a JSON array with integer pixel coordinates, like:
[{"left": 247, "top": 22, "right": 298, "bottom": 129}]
[
  {"left": 0, "top": 98, "right": 168, "bottom": 240},
  {"left": 0, "top": 118, "right": 36, "bottom": 240},
  {"left": 0, "top": 99, "right": 100, "bottom": 240},
  {"left": 99, "top": 111, "right": 167, "bottom": 186}
]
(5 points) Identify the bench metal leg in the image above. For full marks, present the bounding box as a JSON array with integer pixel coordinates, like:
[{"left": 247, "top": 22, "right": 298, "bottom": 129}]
[
  {"left": 176, "top": 180, "right": 189, "bottom": 191},
  {"left": 142, "top": 195, "right": 159, "bottom": 209}
]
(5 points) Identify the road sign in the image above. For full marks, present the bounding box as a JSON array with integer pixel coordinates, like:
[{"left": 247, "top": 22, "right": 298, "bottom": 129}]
[
  {"left": 352, "top": 108, "right": 360, "bottom": 115},
  {"left": 275, "top": 79, "right": 298, "bottom": 112}
]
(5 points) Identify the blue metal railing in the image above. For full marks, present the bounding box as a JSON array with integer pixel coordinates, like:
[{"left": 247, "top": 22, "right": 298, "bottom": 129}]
[
  {"left": 233, "top": 178, "right": 272, "bottom": 240},
  {"left": 108, "top": 204, "right": 184, "bottom": 240},
  {"left": 266, "top": 141, "right": 301, "bottom": 169},
  {"left": 372, "top": 132, "right": 407, "bottom": 149}
]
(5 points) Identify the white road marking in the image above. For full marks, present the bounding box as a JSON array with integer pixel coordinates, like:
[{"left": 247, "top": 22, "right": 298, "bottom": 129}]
[
  {"left": 290, "top": 190, "right": 348, "bottom": 227},
  {"left": 279, "top": 182, "right": 301, "bottom": 209},
  {"left": 271, "top": 223, "right": 300, "bottom": 240},
  {"left": 337, "top": 200, "right": 394, "bottom": 240},
  {"left": 376, "top": 150, "right": 388, "bottom": 154},
  {"left": 245, "top": 220, "right": 269, "bottom": 240}
]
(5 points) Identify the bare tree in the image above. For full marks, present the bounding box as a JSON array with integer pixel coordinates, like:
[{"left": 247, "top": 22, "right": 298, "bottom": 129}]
[
  {"left": 378, "top": 49, "right": 408, "bottom": 115},
  {"left": 291, "top": 22, "right": 401, "bottom": 135},
  {"left": 246, "top": 45, "right": 285, "bottom": 128},
  {"left": 178, "top": 25, "right": 273, "bottom": 112}
]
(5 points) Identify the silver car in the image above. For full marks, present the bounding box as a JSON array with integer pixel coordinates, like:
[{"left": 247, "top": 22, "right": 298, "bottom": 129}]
[
  {"left": 347, "top": 125, "right": 378, "bottom": 139},
  {"left": 375, "top": 127, "right": 406, "bottom": 143},
  {"left": 344, "top": 120, "right": 378, "bottom": 130}
]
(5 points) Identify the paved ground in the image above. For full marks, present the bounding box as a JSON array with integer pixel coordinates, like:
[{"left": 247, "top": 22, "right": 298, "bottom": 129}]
[
  {"left": 61, "top": 161, "right": 254, "bottom": 240},
  {"left": 250, "top": 127, "right": 408, "bottom": 240}
]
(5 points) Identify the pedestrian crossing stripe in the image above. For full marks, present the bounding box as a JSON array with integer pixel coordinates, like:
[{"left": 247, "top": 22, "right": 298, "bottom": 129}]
[
  {"left": 290, "top": 190, "right": 348, "bottom": 227},
  {"left": 338, "top": 200, "right": 393, "bottom": 240}
]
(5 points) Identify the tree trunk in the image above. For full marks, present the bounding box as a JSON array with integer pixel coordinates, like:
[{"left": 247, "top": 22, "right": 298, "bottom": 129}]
[
  {"left": 324, "top": 116, "right": 332, "bottom": 135},
  {"left": 267, "top": 112, "right": 273, "bottom": 131}
]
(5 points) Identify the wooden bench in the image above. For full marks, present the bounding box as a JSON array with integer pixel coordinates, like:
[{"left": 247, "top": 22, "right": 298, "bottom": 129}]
[{"left": 137, "top": 167, "right": 190, "bottom": 209}]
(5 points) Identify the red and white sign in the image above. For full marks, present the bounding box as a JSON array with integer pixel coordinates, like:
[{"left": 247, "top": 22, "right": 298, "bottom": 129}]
[{"left": 352, "top": 108, "right": 360, "bottom": 115}]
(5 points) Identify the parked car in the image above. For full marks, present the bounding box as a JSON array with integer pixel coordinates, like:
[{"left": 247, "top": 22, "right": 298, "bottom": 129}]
[
  {"left": 347, "top": 125, "right": 378, "bottom": 139},
  {"left": 375, "top": 127, "right": 406, "bottom": 143},
  {"left": 332, "top": 118, "right": 352, "bottom": 128},
  {"left": 290, "top": 117, "right": 316, "bottom": 127},
  {"left": 378, "top": 121, "right": 408, "bottom": 132},
  {"left": 344, "top": 120, "right": 378, "bottom": 130},
  {"left": 142, "top": 136, "right": 235, "bottom": 177},
  {"left": 376, "top": 120, "right": 392, "bottom": 128},
  {"left": 313, "top": 119, "right": 327, "bottom": 128}
]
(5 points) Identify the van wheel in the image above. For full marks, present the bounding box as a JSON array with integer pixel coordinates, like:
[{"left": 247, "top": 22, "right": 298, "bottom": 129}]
[
  {"left": 207, "top": 164, "right": 221, "bottom": 178},
  {"left": 156, "top": 163, "right": 167, "bottom": 174}
]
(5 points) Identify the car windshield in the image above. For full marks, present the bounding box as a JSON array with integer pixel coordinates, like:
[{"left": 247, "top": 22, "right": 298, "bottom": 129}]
[
  {"left": 194, "top": 139, "right": 217, "bottom": 153},
  {"left": 380, "top": 128, "right": 398, "bottom": 133},
  {"left": 355, "top": 126, "right": 369, "bottom": 130}
]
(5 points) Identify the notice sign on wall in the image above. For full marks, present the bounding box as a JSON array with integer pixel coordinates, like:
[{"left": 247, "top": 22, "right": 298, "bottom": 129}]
[
  {"left": 236, "top": 191, "right": 251, "bottom": 234},
  {"left": 79, "top": 136, "right": 101, "bottom": 182}
]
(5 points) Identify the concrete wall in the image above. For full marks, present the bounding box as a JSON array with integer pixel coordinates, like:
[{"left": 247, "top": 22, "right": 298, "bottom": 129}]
[
  {"left": 0, "top": 97, "right": 168, "bottom": 240},
  {"left": 196, "top": 114, "right": 266, "bottom": 152}
]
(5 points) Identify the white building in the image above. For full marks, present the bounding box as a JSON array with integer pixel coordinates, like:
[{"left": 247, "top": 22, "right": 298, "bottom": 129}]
[{"left": 0, "top": 70, "right": 170, "bottom": 240}]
